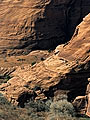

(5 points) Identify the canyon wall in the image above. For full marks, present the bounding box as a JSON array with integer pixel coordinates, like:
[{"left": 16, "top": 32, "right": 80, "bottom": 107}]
[
  {"left": 0, "top": 0, "right": 90, "bottom": 56},
  {"left": 0, "top": 14, "right": 90, "bottom": 107}
]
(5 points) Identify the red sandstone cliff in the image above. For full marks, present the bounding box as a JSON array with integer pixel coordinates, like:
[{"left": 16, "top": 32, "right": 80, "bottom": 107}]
[
  {"left": 0, "top": 0, "right": 90, "bottom": 56},
  {"left": 0, "top": 14, "right": 90, "bottom": 107}
]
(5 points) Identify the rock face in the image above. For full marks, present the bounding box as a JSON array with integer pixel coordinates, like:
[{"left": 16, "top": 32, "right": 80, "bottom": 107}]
[
  {"left": 0, "top": 14, "right": 90, "bottom": 107},
  {"left": 0, "top": 0, "right": 90, "bottom": 56}
]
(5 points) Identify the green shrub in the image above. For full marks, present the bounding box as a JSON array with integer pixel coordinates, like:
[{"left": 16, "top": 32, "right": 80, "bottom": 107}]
[
  {"left": 28, "top": 112, "right": 45, "bottom": 120},
  {"left": 17, "top": 58, "right": 25, "bottom": 61},
  {"left": 50, "top": 99, "right": 76, "bottom": 117},
  {"left": 0, "top": 93, "right": 10, "bottom": 105},
  {"left": 48, "top": 49, "right": 52, "bottom": 53},
  {"left": 25, "top": 94, "right": 77, "bottom": 119},
  {"left": 31, "top": 61, "right": 36, "bottom": 66},
  {"left": 25, "top": 99, "right": 52, "bottom": 113},
  {"left": 0, "top": 93, "right": 30, "bottom": 120},
  {"left": 23, "top": 84, "right": 29, "bottom": 88},
  {"left": 32, "top": 86, "right": 41, "bottom": 91},
  {"left": 0, "top": 93, "right": 85, "bottom": 120},
  {"left": 0, "top": 75, "right": 11, "bottom": 84},
  {"left": 4, "top": 75, "right": 11, "bottom": 81},
  {"left": 25, "top": 100, "right": 49, "bottom": 120}
]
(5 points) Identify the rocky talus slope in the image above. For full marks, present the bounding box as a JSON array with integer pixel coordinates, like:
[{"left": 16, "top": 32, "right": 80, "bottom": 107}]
[
  {"left": 0, "top": 14, "right": 90, "bottom": 107},
  {"left": 0, "top": 0, "right": 90, "bottom": 56}
]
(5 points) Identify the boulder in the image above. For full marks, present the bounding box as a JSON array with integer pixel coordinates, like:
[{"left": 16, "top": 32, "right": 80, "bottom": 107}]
[{"left": 72, "top": 96, "right": 87, "bottom": 114}]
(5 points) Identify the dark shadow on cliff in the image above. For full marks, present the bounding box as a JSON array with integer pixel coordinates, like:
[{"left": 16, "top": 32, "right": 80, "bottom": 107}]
[
  {"left": 17, "top": 92, "right": 37, "bottom": 108},
  {"left": 32, "top": 0, "right": 90, "bottom": 50},
  {"left": 44, "top": 66, "right": 90, "bottom": 102}
]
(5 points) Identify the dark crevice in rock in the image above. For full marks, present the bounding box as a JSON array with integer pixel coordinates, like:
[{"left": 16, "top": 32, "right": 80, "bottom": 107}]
[
  {"left": 17, "top": 92, "right": 37, "bottom": 108},
  {"left": 44, "top": 71, "right": 89, "bottom": 102}
]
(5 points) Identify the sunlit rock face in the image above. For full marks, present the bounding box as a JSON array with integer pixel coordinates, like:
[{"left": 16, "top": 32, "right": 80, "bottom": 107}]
[
  {"left": 0, "top": 0, "right": 90, "bottom": 56},
  {"left": 0, "top": 14, "right": 90, "bottom": 106}
]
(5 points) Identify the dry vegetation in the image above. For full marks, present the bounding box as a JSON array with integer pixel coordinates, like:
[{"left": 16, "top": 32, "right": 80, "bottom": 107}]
[{"left": 0, "top": 93, "right": 89, "bottom": 120}]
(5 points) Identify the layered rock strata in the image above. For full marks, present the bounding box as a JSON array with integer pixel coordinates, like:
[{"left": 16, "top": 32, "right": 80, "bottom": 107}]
[
  {"left": 0, "top": 0, "right": 90, "bottom": 55},
  {"left": 0, "top": 14, "right": 90, "bottom": 107}
]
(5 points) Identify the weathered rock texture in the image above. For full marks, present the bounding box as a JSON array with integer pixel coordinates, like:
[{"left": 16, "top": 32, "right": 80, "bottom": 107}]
[
  {"left": 0, "top": 0, "right": 90, "bottom": 56},
  {"left": 0, "top": 14, "right": 90, "bottom": 107}
]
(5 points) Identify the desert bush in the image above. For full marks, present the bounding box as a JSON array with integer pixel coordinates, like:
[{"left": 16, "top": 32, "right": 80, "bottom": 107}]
[
  {"left": 0, "top": 93, "right": 87, "bottom": 120},
  {"left": 48, "top": 49, "right": 52, "bottom": 53},
  {"left": 50, "top": 99, "right": 76, "bottom": 117},
  {"left": 25, "top": 99, "right": 53, "bottom": 120},
  {"left": 28, "top": 112, "right": 45, "bottom": 120},
  {"left": 25, "top": 99, "right": 52, "bottom": 112},
  {"left": 31, "top": 61, "right": 36, "bottom": 66},
  {"left": 0, "top": 93, "right": 31, "bottom": 120},
  {"left": 25, "top": 95, "right": 77, "bottom": 119},
  {"left": 4, "top": 75, "right": 11, "bottom": 82},
  {"left": 32, "top": 86, "right": 41, "bottom": 91},
  {"left": 0, "top": 75, "right": 11, "bottom": 84},
  {"left": 17, "top": 58, "right": 25, "bottom": 61},
  {"left": 0, "top": 93, "right": 10, "bottom": 105},
  {"left": 25, "top": 101, "right": 40, "bottom": 119}
]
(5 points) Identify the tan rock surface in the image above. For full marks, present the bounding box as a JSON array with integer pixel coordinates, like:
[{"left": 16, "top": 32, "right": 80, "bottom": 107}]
[
  {"left": 0, "top": 14, "right": 90, "bottom": 106},
  {"left": 58, "top": 14, "right": 90, "bottom": 63},
  {"left": 0, "top": 50, "right": 50, "bottom": 68},
  {"left": 0, "top": 0, "right": 90, "bottom": 56}
]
